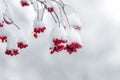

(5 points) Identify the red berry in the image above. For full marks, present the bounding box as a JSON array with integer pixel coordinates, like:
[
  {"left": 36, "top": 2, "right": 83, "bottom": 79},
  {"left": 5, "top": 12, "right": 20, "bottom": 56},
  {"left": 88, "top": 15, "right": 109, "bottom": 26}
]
[
  {"left": 0, "top": 22, "right": 4, "bottom": 28},
  {"left": 18, "top": 42, "right": 28, "bottom": 49},
  {"left": 0, "top": 36, "right": 7, "bottom": 43},
  {"left": 45, "top": 6, "right": 54, "bottom": 13},
  {"left": 13, "top": 49, "right": 19, "bottom": 55},
  {"left": 40, "top": 27, "right": 46, "bottom": 32},
  {"left": 65, "top": 42, "right": 82, "bottom": 54},
  {"left": 48, "top": 7, "right": 54, "bottom": 13},
  {"left": 33, "top": 33, "right": 38, "bottom": 38},
  {"left": 33, "top": 27, "right": 46, "bottom": 38},
  {"left": 21, "top": 1, "right": 29, "bottom": 7}
]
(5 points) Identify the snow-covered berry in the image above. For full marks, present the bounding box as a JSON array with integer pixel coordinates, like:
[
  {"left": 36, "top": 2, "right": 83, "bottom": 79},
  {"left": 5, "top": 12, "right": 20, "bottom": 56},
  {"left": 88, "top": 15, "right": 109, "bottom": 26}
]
[
  {"left": 49, "top": 24, "right": 67, "bottom": 54},
  {"left": 33, "top": 17, "right": 46, "bottom": 38},
  {"left": 65, "top": 28, "right": 83, "bottom": 54}
]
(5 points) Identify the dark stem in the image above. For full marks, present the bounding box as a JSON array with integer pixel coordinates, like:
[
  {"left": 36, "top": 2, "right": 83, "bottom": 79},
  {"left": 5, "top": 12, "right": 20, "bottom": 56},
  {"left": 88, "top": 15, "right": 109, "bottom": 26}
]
[
  {"left": 2, "top": 0, "right": 8, "bottom": 8},
  {"left": 50, "top": 13, "right": 57, "bottom": 23},
  {"left": 12, "top": 23, "right": 20, "bottom": 30},
  {"left": 52, "top": 0, "right": 71, "bottom": 28},
  {"left": 62, "top": 7, "right": 71, "bottom": 28},
  {"left": 54, "top": 11, "right": 60, "bottom": 27}
]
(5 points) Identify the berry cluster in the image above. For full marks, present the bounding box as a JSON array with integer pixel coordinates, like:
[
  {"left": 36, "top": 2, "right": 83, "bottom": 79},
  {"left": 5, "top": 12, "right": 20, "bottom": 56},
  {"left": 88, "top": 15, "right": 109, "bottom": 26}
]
[
  {"left": 5, "top": 49, "right": 19, "bottom": 56},
  {"left": 21, "top": 0, "right": 29, "bottom": 7},
  {"left": 17, "top": 42, "right": 28, "bottom": 49},
  {"left": 5, "top": 41, "right": 28, "bottom": 56},
  {"left": 45, "top": 6, "right": 54, "bottom": 13},
  {"left": 0, "top": 21, "right": 4, "bottom": 28},
  {"left": 50, "top": 38, "right": 67, "bottom": 54},
  {"left": 33, "top": 27, "right": 46, "bottom": 38},
  {"left": 50, "top": 38, "right": 82, "bottom": 54},
  {"left": 0, "top": 36, "right": 7, "bottom": 43},
  {"left": 66, "top": 42, "right": 82, "bottom": 54}
]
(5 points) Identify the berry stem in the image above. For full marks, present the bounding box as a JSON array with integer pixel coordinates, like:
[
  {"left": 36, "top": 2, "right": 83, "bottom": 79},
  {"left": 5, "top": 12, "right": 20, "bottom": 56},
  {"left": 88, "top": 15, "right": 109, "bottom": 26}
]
[
  {"left": 54, "top": 11, "right": 60, "bottom": 27},
  {"left": 50, "top": 13, "right": 57, "bottom": 23},
  {"left": 12, "top": 23, "right": 20, "bottom": 30},
  {"left": 52, "top": 0, "right": 71, "bottom": 29},
  {"left": 2, "top": 0, "right": 8, "bottom": 8},
  {"left": 40, "top": 2, "right": 45, "bottom": 21}
]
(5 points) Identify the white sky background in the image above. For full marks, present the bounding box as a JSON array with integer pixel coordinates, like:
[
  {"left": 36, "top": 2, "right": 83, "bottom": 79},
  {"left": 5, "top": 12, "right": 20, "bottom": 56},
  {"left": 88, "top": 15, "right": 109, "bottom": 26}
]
[{"left": 0, "top": 0, "right": 120, "bottom": 80}]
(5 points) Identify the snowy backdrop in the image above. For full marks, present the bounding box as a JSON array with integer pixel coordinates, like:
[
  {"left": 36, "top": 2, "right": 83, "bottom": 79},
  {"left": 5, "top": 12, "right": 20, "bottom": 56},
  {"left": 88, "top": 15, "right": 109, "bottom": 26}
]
[{"left": 0, "top": 0, "right": 120, "bottom": 80}]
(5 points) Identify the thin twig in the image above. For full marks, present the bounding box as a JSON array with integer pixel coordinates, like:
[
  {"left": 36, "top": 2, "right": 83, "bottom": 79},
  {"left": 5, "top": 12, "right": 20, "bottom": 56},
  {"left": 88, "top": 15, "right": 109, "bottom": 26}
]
[
  {"left": 54, "top": 11, "right": 60, "bottom": 27},
  {"left": 40, "top": 3, "right": 45, "bottom": 21},
  {"left": 2, "top": 0, "right": 8, "bottom": 8},
  {"left": 50, "top": 13, "right": 57, "bottom": 23},
  {"left": 37, "top": 0, "right": 57, "bottom": 23},
  {"left": 12, "top": 23, "right": 20, "bottom": 30},
  {"left": 62, "top": 7, "right": 71, "bottom": 28},
  {"left": 51, "top": 0, "right": 63, "bottom": 18},
  {"left": 52, "top": 0, "right": 71, "bottom": 28}
]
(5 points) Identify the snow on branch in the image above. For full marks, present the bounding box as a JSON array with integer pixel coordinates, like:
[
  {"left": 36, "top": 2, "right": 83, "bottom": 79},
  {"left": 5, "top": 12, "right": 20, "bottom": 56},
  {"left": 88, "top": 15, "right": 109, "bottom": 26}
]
[{"left": 0, "top": 0, "right": 83, "bottom": 56}]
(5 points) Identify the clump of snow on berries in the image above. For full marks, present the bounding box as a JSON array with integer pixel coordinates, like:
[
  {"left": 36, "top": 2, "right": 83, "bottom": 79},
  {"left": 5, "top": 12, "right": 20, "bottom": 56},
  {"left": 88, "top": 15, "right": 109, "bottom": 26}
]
[
  {"left": 49, "top": 24, "right": 67, "bottom": 54},
  {"left": 0, "top": 26, "right": 29, "bottom": 56},
  {"left": 17, "top": 30, "right": 28, "bottom": 49},
  {"left": 65, "top": 28, "right": 83, "bottom": 54},
  {"left": 4, "top": 30, "right": 19, "bottom": 56},
  {"left": 33, "top": 17, "right": 46, "bottom": 38},
  {"left": 68, "top": 13, "right": 83, "bottom": 31}
]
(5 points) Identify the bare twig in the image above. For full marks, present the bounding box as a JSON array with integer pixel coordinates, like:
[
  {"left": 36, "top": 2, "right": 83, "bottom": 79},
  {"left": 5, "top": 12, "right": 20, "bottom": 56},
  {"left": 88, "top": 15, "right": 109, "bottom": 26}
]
[
  {"left": 2, "top": 0, "right": 8, "bottom": 8},
  {"left": 54, "top": 11, "right": 60, "bottom": 27},
  {"left": 50, "top": 13, "right": 57, "bottom": 23},
  {"left": 12, "top": 23, "right": 21, "bottom": 30},
  {"left": 52, "top": 0, "right": 71, "bottom": 28}
]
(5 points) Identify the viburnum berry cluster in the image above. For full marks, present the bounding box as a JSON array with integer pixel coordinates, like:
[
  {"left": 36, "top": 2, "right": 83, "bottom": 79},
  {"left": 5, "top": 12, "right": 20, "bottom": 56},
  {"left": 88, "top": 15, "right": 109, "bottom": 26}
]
[
  {"left": 50, "top": 24, "right": 83, "bottom": 55},
  {"left": 0, "top": 0, "right": 83, "bottom": 56}
]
